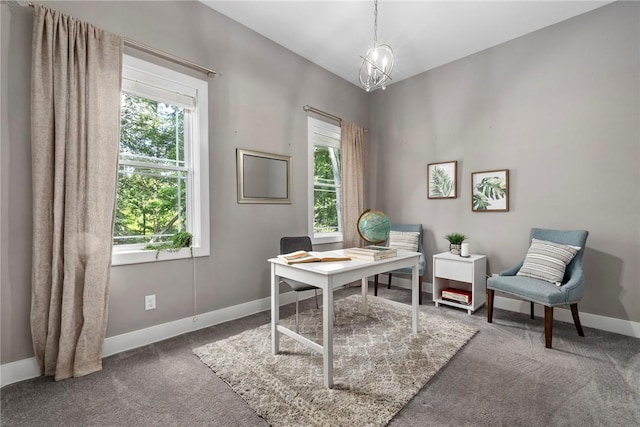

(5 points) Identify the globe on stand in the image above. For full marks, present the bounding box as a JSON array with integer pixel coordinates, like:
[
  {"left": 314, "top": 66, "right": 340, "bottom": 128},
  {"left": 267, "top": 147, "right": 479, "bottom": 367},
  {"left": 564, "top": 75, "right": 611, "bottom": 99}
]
[{"left": 356, "top": 209, "right": 391, "bottom": 245}]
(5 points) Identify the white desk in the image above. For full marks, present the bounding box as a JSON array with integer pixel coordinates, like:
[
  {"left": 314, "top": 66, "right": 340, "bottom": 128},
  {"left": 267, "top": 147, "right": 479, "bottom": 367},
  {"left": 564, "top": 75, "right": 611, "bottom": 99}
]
[{"left": 268, "top": 249, "right": 421, "bottom": 388}]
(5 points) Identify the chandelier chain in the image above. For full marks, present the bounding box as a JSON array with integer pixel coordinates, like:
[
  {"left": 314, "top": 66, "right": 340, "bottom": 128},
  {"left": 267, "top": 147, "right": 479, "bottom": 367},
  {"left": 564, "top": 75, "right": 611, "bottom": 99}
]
[{"left": 373, "top": 0, "right": 378, "bottom": 45}]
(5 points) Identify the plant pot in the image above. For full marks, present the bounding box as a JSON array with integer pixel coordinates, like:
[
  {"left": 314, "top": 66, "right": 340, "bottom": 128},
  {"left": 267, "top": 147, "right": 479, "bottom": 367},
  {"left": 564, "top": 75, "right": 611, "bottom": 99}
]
[{"left": 449, "top": 244, "right": 461, "bottom": 255}]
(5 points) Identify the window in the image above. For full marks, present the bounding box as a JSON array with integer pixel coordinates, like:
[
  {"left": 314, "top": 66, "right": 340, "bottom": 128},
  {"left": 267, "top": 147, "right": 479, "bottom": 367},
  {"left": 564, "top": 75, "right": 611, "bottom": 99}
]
[
  {"left": 308, "top": 117, "right": 342, "bottom": 244},
  {"left": 112, "top": 55, "right": 209, "bottom": 265}
]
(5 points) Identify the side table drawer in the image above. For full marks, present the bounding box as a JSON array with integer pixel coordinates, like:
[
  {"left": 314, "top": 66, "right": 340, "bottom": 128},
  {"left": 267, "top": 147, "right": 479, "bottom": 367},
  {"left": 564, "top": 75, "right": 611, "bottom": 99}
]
[{"left": 435, "top": 259, "right": 472, "bottom": 282}]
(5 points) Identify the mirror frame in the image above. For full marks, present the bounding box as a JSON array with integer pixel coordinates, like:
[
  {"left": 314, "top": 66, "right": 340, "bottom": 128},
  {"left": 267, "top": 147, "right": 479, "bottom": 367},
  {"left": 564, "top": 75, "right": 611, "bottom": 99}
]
[{"left": 236, "top": 148, "right": 292, "bottom": 204}]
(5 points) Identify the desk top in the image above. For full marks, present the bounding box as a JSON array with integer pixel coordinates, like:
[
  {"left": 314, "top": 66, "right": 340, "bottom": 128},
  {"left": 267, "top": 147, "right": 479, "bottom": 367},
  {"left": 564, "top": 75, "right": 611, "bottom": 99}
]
[{"left": 269, "top": 248, "right": 420, "bottom": 275}]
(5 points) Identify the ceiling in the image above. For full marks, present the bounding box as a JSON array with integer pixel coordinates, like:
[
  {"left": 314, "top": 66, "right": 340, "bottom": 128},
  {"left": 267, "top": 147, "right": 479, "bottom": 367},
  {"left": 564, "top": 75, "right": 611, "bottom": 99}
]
[{"left": 201, "top": 1, "right": 612, "bottom": 90}]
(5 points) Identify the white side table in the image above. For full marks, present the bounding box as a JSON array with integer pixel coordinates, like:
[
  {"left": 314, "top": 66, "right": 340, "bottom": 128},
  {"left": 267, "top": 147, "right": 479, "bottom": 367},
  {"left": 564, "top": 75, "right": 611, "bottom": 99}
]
[{"left": 432, "top": 252, "right": 487, "bottom": 315}]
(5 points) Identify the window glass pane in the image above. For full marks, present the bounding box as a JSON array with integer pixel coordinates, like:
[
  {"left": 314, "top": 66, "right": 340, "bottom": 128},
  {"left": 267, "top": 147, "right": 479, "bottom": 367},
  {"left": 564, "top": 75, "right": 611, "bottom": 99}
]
[
  {"left": 314, "top": 145, "right": 341, "bottom": 185},
  {"left": 114, "top": 164, "right": 187, "bottom": 245},
  {"left": 313, "top": 145, "right": 341, "bottom": 234},
  {"left": 314, "top": 188, "right": 339, "bottom": 233},
  {"left": 117, "top": 92, "right": 189, "bottom": 247},
  {"left": 120, "top": 93, "right": 186, "bottom": 167}
]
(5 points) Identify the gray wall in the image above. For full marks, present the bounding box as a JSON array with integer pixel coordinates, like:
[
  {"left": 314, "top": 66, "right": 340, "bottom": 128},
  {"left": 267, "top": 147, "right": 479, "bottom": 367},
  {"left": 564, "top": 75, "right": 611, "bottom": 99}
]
[
  {"left": 0, "top": 1, "right": 368, "bottom": 363},
  {"left": 368, "top": 2, "right": 639, "bottom": 323}
]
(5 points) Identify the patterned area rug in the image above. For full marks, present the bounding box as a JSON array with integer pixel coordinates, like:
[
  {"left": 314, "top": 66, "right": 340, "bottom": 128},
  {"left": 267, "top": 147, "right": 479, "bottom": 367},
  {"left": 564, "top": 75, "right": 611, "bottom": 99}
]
[{"left": 194, "top": 295, "right": 477, "bottom": 426}]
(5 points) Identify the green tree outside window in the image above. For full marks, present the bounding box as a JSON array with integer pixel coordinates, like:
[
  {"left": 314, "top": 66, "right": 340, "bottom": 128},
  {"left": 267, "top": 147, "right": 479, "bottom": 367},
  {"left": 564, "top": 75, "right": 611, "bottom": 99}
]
[
  {"left": 115, "top": 93, "right": 188, "bottom": 245},
  {"left": 313, "top": 145, "right": 341, "bottom": 234}
]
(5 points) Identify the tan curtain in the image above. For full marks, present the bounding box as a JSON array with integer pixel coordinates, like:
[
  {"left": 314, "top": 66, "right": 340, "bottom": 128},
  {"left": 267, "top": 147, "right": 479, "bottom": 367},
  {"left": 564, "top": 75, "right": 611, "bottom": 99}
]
[
  {"left": 30, "top": 5, "right": 123, "bottom": 380},
  {"left": 341, "top": 121, "right": 366, "bottom": 248}
]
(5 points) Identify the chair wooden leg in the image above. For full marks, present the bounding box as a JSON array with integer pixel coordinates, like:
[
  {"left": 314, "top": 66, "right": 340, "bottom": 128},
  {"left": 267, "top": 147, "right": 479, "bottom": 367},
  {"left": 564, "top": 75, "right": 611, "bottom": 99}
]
[
  {"left": 314, "top": 289, "right": 319, "bottom": 309},
  {"left": 418, "top": 276, "right": 423, "bottom": 305},
  {"left": 374, "top": 274, "right": 379, "bottom": 296},
  {"left": 487, "top": 289, "right": 494, "bottom": 323},
  {"left": 530, "top": 301, "right": 535, "bottom": 319},
  {"left": 570, "top": 303, "right": 585, "bottom": 337},
  {"left": 544, "top": 306, "right": 554, "bottom": 348},
  {"left": 388, "top": 273, "right": 392, "bottom": 289}
]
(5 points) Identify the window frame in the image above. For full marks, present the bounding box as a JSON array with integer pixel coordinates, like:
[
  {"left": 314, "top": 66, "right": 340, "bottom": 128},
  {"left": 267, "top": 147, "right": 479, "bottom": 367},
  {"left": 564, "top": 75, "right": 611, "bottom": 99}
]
[
  {"left": 307, "top": 117, "right": 343, "bottom": 245},
  {"left": 112, "top": 55, "right": 210, "bottom": 266}
]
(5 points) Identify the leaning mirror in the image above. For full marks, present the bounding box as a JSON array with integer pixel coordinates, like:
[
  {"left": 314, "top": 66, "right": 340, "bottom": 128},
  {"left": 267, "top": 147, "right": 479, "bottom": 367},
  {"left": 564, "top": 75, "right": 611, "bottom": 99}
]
[{"left": 236, "top": 148, "right": 292, "bottom": 204}]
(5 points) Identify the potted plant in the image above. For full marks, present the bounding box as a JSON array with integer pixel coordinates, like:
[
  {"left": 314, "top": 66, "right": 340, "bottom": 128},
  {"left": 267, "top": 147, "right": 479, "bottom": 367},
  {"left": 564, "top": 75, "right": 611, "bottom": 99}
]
[
  {"left": 145, "top": 231, "right": 193, "bottom": 259},
  {"left": 444, "top": 232, "right": 467, "bottom": 255}
]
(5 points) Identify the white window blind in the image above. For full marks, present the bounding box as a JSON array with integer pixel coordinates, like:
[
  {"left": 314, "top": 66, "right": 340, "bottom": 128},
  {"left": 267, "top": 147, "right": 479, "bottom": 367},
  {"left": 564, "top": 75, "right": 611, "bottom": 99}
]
[{"left": 122, "top": 77, "right": 196, "bottom": 111}]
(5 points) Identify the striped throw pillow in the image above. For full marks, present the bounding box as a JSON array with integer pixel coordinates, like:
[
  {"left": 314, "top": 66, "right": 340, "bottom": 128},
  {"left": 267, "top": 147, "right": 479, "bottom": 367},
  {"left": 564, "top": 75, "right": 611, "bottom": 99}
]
[
  {"left": 517, "top": 238, "right": 580, "bottom": 286},
  {"left": 388, "top": 231, "right": 420, "bottom": 252}
]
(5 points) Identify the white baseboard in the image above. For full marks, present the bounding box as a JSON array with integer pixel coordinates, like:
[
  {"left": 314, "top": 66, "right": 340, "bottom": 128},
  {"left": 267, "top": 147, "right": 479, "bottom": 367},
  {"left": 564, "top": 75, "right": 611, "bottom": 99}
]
[
  {"left": 385, "top": 275, "right": 640, "bottom": 338},
  {"left": 0, "top": 357, "right": 40, "bottom": 388},
  {"left": 492, "top": 295, "right": 640, "bottom": 338},
  {"left": 0, "top": 288, "right": 320, "bottom": 388},
  {"left": 3, "top": 283, "right": 638, "bottom": 387}
]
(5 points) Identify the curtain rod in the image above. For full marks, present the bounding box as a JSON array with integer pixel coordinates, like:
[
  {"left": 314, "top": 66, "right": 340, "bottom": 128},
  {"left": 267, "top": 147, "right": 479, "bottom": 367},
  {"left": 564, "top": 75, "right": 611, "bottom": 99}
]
[
  {"left": 302, "top": 105, "right": 368, "bottom": 132},
  {"left": 123, "top": 39, "right": 217, "bottom": 78},
  {"left": 303, "top": 105, "right": 342, "bottom": 123},
  {"left": 21, "top": 1, "right": 217, "bottom": 78}
]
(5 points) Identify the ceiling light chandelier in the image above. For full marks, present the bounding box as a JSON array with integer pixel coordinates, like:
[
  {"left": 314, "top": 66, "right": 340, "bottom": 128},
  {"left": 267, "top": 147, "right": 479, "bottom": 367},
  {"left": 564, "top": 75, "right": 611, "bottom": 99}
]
[{"left": 359, "top": 0, "right": 394, "bottom": 92}]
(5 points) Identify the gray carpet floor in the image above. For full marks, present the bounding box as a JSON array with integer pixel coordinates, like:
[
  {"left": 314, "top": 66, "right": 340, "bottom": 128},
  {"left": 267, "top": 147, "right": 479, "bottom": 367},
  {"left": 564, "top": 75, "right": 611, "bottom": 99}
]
[{"left": 2, "top": 285, "right": 639, "bottom": 426}]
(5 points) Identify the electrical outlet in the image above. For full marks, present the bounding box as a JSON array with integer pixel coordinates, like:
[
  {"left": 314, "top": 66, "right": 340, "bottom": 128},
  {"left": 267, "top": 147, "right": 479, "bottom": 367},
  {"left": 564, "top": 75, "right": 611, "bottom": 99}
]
[{"left": 145, "top": 294, "right": 156, "bottom": 311}]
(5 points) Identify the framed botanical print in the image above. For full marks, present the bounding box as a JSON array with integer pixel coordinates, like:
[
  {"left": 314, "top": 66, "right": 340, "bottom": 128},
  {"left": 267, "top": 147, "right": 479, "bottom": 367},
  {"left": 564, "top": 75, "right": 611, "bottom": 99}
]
[
  {"left": 427, "top": 161, "right": 457, "bottom": 199},
  {"left": 471, "top": 169, "right": 509, "bottom": 212}
]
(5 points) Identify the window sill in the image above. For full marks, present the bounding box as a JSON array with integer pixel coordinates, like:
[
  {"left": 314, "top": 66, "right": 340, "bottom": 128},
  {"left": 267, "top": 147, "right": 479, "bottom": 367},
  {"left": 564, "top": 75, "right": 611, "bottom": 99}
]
[
  {"left": 311, "top": 233, "right": 343, "bottom": 245},
  {"left": 112, "top": 246, "right": 208, "bottom": 266}
]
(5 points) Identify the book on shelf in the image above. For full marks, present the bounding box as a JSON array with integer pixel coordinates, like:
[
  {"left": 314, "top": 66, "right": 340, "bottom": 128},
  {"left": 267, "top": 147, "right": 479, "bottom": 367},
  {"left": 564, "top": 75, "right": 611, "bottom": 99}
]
[
  {"left": 346, "top": 246, "right": 397, "bottom": 261},
  {"left": 441, "top": 288, "right": 472, "bottom": 305},
  {"left": 277, "top": 250, "right": 351, "bottom": 265}
]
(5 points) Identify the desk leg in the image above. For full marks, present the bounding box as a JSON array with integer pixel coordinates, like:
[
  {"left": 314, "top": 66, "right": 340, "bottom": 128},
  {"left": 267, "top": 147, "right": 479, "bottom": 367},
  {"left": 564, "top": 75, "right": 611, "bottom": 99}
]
[
  {"left": 271, "top": 263, "right": 280, "bottom": 354},
  {"left": 361, "top": 277, "right": 368, "bottom": 313},
  {"left": 323, "top": 285, "right": 334, "bottom": 388},
  {"left": 412, "top": 260, "right": 419, "bottom": 334}
]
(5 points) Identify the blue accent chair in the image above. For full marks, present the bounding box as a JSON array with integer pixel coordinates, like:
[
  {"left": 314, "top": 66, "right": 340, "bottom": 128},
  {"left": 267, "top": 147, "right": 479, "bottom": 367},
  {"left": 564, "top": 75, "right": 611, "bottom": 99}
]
[
  {"left": 487, "top": 228, "right": 589, "bottom": 348},
  {"left": 374, "top": 223, "right": 426, "bottom": 304}
]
